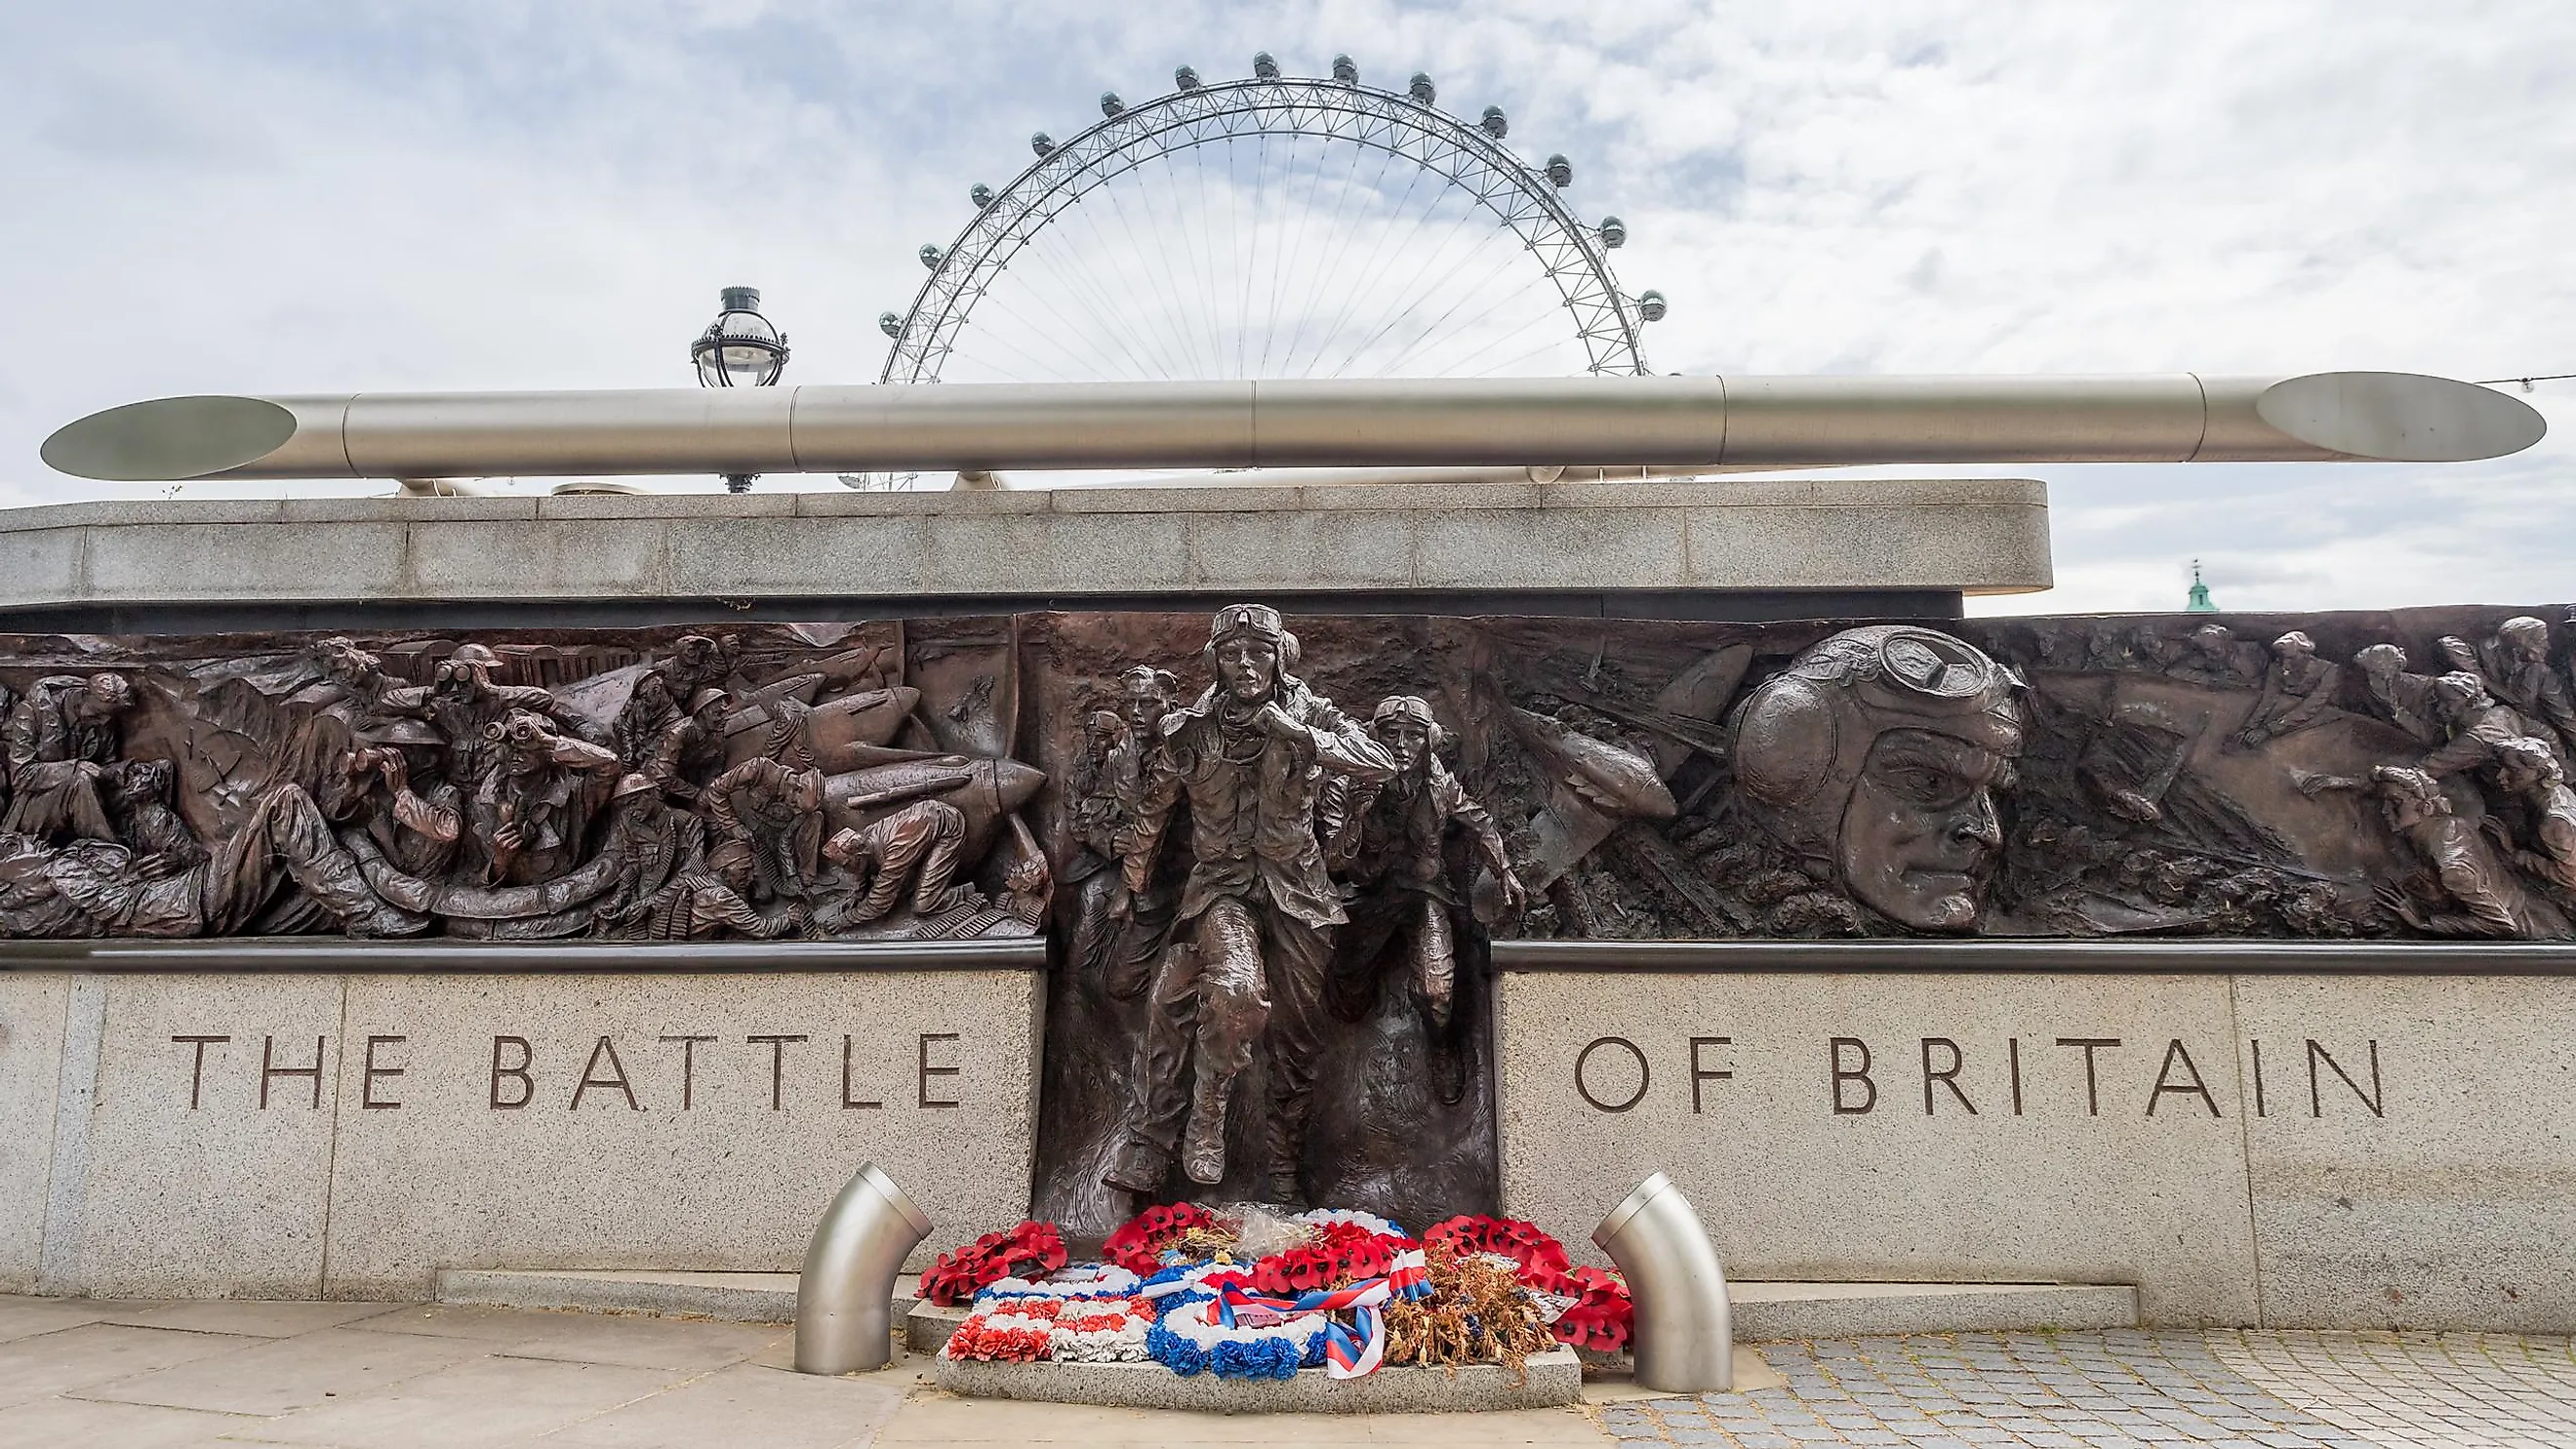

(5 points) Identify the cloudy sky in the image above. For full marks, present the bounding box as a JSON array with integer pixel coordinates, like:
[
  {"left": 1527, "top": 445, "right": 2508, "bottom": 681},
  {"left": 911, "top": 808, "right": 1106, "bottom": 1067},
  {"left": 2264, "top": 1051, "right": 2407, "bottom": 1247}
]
[{"left": 3, "top": 1, "right": 2568, "bottom": 616}]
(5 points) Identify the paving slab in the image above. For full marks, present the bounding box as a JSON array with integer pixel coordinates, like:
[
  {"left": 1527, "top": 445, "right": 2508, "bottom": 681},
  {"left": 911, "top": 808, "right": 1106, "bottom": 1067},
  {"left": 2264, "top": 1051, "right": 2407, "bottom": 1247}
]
[
  {"left": 339, "top": 1302, "right": 562, "bottom": 1342},
  {"left": 478, "top": 1310, "right": 789, "bottom": 1372},
  {"left": 544, "top": 1360, "right": 906, "bottom": 1449},
  {"left": 73, "top": 1323, "right": 482, "bottom": 1416},
  {"left": 873, "top": 1389, "right": 1607, "bottom": 1446},
  {"left": 217, "top": 1352, "right": 683, "bottom": 1447},
  {"left": 0, "top": 1323, "right": 259, "bottom": 1410},
  {"left": 0, "top": 1392, "right": 262, "bottom": 1448},
  {"left": 345, "top": 1299, "right": 785, "bottom": 1371},
  {"left": 0, "top": 1295, "right": 112, "bottom": 1345},
  {"left": 91, "top": 1299, "right": 404, "bottom": 1339}
]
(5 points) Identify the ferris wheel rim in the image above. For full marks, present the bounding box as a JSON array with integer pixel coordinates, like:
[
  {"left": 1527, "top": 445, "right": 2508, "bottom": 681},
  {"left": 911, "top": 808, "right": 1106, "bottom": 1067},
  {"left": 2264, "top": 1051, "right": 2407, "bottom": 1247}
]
[{"left": 879, "top": 73, "right": 1648, "bottom": 385}]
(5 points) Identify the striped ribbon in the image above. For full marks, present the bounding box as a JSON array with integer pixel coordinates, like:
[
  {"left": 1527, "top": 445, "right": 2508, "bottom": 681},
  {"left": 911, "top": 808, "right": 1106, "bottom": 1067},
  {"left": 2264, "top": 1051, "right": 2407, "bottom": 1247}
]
[
  {"left": 1202, "top": 1275, "right": 1405, "bottom": 1378},
  {"left": 1385, "top": 1248, "right": 1432, "bottom": 1301},
  {"left": 1322, "top": 1306, "right": 1384, "bottom": 1378}
]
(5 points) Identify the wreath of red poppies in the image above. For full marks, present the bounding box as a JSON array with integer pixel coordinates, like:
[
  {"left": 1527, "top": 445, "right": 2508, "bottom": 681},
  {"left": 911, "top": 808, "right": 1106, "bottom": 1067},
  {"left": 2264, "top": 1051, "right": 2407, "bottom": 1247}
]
[
  {"left": 1551, "top": 1265, "right": 1635, "bottom": 1351},
  {"left": 1426, "top": 1214, "right": 1633, "bottom": 1350},
  {"left": 1424, "top": 1214, "right": 1575, "bottom": 1291},
  {"left": 1248, "top": 1220, "right": 1408, "bottom": 1295},
  {"left": 943, "top": 1314, "right": 1051, "bottom": 1361},
  {"left": 1100, "top": 1201, "right": 1221, "bottom": 1274},
  {"left": 917, "top": 1220, "right": 1067, "bottom": 1307}
]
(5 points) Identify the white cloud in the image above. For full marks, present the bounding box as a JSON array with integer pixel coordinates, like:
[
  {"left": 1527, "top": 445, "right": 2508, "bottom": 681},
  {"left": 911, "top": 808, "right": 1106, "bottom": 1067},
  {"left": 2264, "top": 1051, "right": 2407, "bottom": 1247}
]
[{"left": 0, "top": 1, "right": 2566, "bottom": 615}]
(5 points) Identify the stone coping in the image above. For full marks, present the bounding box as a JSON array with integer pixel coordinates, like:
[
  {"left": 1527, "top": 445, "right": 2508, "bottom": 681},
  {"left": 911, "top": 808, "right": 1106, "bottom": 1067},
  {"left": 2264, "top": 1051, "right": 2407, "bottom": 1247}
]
[
  {"left": 0, "top": 476, "right": 2042, "bottom": 526},
  {"left": 1491, "top": 939, "right": 2576, "bottom": 975},
  {"left": 8, "top": 937, "right": 2561, "bottom": 974},
  {"left": 0, "top": 477, "right": 2049, "bottom": 615},
  {"left": 0, "top": 936, "right": 1046, "bottom": 972},
  {"left": 932, "top": 1345, "right": 1584, "bottom": 1413}
]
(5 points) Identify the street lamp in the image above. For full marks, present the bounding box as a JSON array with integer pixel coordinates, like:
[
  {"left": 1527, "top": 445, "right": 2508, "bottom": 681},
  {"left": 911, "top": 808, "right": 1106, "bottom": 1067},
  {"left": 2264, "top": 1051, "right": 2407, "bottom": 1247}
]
[{"left": 691, "top": 286, "right": 789, "bottom": 492}]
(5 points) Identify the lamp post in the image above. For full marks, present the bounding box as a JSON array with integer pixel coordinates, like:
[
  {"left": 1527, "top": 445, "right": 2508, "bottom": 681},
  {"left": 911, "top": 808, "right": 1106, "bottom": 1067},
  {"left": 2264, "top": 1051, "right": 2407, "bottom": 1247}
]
[{"left": 690, "top": 286, "right": 789, "bottom": 492}]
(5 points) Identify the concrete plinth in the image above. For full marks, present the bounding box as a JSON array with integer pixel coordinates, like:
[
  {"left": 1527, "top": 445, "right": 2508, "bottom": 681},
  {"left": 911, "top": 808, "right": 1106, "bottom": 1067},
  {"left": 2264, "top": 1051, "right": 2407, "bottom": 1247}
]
[
  {"left": 3, "top": 942, "right": 1042, "bottom": 1300},
  {"left": 933, "top": 1347, "right": 1584, "bottom": 1413},
  {"left": 0, "top": 478, "right": 2047, "bottom": 630},
  {"left": 1494, "top": 942, "right": 2576, "bottom": 1334}
]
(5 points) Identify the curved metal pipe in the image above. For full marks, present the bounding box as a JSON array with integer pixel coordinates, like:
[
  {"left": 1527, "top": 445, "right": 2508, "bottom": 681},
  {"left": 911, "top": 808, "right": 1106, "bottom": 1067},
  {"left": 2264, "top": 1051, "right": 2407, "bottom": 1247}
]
[
  {"left": 792, "top": 1161, "right": 933, "bottom": 1375},
  {"left": 40, "top": 372, "right": 2546, "bottom": 482},
  {"left": 1594, "top": 1171, "right": 1733, "bottom": 1393}
]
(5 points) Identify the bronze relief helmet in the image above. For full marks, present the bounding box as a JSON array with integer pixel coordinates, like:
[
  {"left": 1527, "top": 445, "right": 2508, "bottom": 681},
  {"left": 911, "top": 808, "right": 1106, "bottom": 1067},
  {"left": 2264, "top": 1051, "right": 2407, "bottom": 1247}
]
[
  {"left": 1728, "top": 625, "right": 2024, "bottom": 933},
  {"left": 1368, "top": 694, "right": 1445, "bottom": 772}
]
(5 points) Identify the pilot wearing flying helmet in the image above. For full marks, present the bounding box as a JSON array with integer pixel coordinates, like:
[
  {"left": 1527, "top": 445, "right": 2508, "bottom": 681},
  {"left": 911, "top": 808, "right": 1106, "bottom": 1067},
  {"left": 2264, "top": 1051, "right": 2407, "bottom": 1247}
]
[
  {"left": 1107, "top": 604, "right": 1394, "bottom": 1203},
  {"left": 1729, "top": 625, "right": 2023, "bottom": 933}
]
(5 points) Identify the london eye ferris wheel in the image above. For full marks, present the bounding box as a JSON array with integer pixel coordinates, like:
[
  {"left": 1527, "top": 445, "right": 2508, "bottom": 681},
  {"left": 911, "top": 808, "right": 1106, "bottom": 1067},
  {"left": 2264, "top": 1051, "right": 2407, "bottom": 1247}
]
[{"left": 875, "top": 54, "right": 1667, "bottom": 389}]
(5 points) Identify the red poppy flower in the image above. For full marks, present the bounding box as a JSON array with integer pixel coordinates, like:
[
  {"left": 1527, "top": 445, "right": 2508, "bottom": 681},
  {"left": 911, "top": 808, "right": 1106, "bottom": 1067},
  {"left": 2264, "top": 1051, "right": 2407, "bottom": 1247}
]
[
  {"left": 1101, "top": 1201, "right": 1221, "bottom": 1274},
  {"left": 918, "top": 1220, "right": 1068, "bottom": 1307}
]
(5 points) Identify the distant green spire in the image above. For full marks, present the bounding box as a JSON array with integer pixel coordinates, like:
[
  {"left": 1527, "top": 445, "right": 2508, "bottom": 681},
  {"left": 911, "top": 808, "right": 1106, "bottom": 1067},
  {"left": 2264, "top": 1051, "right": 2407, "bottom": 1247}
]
[{"left": 2185, "top": 560, "right": 2216, "bottom": 614}]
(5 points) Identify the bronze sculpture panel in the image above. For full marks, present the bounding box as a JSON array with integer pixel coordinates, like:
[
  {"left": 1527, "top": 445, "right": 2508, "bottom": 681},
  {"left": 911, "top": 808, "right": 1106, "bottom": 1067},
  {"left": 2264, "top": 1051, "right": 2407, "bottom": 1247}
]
[{"left": 5, "top": 600, "right": 2574, "bottom": 1234}]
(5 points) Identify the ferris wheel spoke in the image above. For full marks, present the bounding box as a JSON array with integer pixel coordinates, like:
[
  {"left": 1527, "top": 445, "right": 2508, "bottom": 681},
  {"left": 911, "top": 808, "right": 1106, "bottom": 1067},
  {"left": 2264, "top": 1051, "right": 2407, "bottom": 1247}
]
[
  {"left": 1310, "top": 145, "right": 1459, "bottom": 376},
  {"left": 1258, "top": 131, "right": 1332, "bottom": 376},
  {"left": 1338, "top": 189, "right": 1536, "bottom": 375},
  {"left": 988, "top": 201, "right": 1163, "bottom": 382},
  {"left": 1320, "top": 171, "right": 1483, "bottom": 374},
  {"left": 1188, "top": 137, "right": 1233, "bottom": 378},
  {"left": 1093, "top": 170, "right": 1194, "bottom": 380},
  {"left": 1169, "top": 144, "right": 1229, "bottom": 381},
  {"left": 1056, "top": 189, "right": 1188, "bottom": 381},
  {"left": 1374, "top": 243, "right": 1562, "bottom": 376},
  {"left": 1157, "top": 143, "right": 1228, "bottom": 382},
  {"left": 1275, "top": 134, "right": 1382, "bottom": 376}
]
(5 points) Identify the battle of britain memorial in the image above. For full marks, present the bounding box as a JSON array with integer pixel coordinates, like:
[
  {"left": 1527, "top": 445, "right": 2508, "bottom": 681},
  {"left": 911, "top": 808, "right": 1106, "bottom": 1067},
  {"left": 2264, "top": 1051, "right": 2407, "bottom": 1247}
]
[{"left": 4, "top": 200, "right": 2568, "bottom": 1408}]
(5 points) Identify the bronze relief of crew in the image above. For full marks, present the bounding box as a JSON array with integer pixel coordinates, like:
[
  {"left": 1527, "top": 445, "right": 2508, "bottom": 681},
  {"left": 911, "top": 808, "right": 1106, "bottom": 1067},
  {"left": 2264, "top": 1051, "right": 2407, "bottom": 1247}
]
[
  {"left": 1077, "top": 607, "right": 2033, "bottom": 1208},
  {"left": 0, "top": 631, "right": 1050, "bottom": 945}
]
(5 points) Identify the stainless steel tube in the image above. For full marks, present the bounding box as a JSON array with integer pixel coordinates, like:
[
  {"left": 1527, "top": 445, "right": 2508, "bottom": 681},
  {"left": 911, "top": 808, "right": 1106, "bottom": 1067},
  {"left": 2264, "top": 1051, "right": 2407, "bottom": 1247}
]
[
  {"left": 1594, "top": 1171, "right": 1733, "bottom": 1393},
  {"left": 41, "top": 372, "right": 2544, "bottom": 481},
  {"left": 792, "top": 1161, "right": 934, "bottom": 1375}
]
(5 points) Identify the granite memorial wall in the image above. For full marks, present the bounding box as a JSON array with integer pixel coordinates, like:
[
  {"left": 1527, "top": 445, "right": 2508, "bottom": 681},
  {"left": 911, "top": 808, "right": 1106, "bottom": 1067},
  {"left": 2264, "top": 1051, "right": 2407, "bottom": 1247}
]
[{"left": 0, "top": 602, "right": 2569, "bottom": 1318}]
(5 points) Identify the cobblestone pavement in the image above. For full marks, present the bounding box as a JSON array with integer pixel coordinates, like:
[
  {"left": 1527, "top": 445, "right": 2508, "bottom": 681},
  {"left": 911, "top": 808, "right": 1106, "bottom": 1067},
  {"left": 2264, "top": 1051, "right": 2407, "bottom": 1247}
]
[{"left": 1595, "top": 1330, "right": 2576, "bottom": 1449}]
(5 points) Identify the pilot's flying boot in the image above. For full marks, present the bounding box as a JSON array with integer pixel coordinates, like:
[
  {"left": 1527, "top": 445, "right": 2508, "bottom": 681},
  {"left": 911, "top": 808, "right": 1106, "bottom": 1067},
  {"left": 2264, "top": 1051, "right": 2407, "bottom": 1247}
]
[
  {"left": 1181, "top": 1071, "right": 1231, "bottom": 1185},
  {"left": 1425, "top": 1005, "right": 1468, "bottom": 1106}
]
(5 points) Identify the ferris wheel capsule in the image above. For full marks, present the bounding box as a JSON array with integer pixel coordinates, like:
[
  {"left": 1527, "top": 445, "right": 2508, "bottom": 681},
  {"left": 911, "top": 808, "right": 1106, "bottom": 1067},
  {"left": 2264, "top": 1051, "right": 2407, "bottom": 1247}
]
[
  {"left": 1480, "top": 105, "right": 1509, "bottom": 140},
  {"left": 1545, "top": 153, "right": 1573, "bottom": 187},
  {"left": 878, "top": 312, "right": 902, "bottom": 339},
  {"left": 1101, "top": 92, "right": 1125, "bottom": 117},
  {"left": 1031, "top": 132, "right": 1056, "bottom": 157},
  {"left": 1175, "top": 65, "right": 1201, "bottom": 91},
  {"left": 1636, "top": 290, "right": 1668, "bottom": 322},
  {"left": 1253, "top": 52, "right": 1280, "bottom": 80},
  {"left": 919, "top": 244, "right": 945, "bottom": 269},
  {"left": 1332, "top": 54, "right": 1358, "bottom": 85},
  {"left": 1599, "top": 216, "right": 1627, "bottom": 248},
  {"left": 1408, "top": 72, "right": 1436, "bottom": 104},
  {"left": 971, "top": 182, "right": 994, "bottom": 209}
]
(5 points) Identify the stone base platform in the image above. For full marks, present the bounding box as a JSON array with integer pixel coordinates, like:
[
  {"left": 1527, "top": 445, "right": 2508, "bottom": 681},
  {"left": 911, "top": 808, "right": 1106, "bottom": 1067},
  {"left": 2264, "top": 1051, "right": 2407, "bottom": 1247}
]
[
  {"left": 1729, "top": 1281, "right": 2136, "bottom": 1338},
  {"left": 0, "top": 477, "right": 2049, "bottom": 632},
  {"left": 934, "top": 1347, "right": 1584, "bottom": 1414},
  {"left": 433, "top": 1268, "right": 826, "bottom": 1323}
]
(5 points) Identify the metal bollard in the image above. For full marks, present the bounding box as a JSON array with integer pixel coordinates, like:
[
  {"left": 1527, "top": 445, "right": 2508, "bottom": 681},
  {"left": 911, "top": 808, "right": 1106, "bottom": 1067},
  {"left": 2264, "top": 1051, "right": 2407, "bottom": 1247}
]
[
  {"left": 1593, "top": 1171, "right": 1733, "bottom": 1392},
  {"left": 793, "top": 1161, "right": 934, "bottom": 1375}
]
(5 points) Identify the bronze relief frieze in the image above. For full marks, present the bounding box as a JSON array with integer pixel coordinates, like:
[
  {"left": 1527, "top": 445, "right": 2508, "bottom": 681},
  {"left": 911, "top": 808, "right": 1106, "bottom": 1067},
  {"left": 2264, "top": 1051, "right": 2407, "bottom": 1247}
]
[{"left": 2, "top": 602, "right": 2572, "bottom": 1232}]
